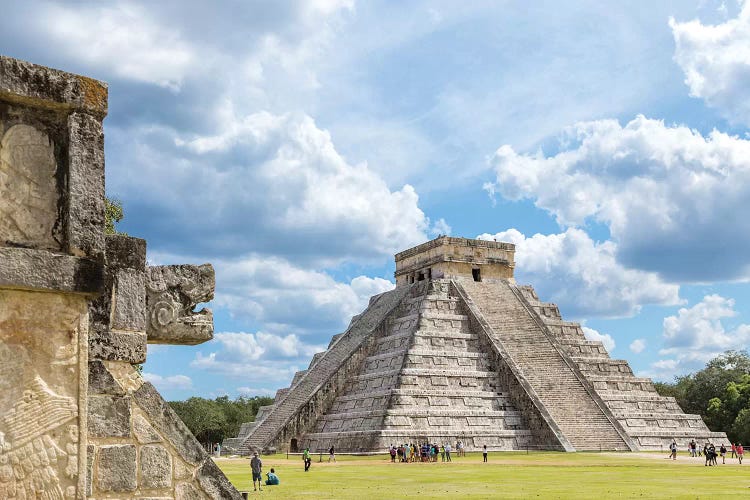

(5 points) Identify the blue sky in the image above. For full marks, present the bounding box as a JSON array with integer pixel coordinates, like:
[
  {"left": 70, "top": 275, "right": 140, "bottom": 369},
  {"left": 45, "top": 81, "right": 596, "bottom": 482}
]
[{"left": 3, "top": 0, "right": 750, "bottom": 400}]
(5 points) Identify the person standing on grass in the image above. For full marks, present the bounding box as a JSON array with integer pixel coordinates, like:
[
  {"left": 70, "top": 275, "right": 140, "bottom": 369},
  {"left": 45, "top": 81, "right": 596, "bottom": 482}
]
[
  {"left": 720, "top": 444, "right": 727, "bottom": 464},
  {"left": 441, "top": 445, "right": 445, "bottom": 462},
  {"left": 738, "top": 443, "right": 744, "bottom": 464},
  {"left": 483, "top": 445, "right": 488, "bottom": 463},
  {"left": 303, "top": 447, "right": 312, "bottom": 471},
  {"left": 250, "top": 452, "right": 263, "bottom": 492},
  {"left": 669, "top": 440, "right": 677, "bottom": 460},
  {"left": 329, "top": 445, "right": 336, "bottom": 463},
  {"left": 445, "top": 443, "right": 452, "bottom": 462},
  {"left": 731, "top": 442, "right": 737, "bottom": 458}
]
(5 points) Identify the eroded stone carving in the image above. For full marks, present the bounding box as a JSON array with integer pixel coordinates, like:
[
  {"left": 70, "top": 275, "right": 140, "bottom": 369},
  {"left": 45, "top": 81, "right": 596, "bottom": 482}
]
[
  {"left": 146, "top": 264, "right": 215, "bottom": 345},
  {"left": 0, "top": 124, "right": 59, "bottom": 249},
  {"left": 0, "top": 290, "right": 87, "bottom": 499}
]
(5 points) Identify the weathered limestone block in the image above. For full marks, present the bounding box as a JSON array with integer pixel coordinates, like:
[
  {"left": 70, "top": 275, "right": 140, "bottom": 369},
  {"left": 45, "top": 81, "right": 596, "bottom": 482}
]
[
  {"left": 86, "top": 444, "right": 94, "bottom": 496},
  {"left": 88, "top": 395, "right": 131, "bottom": 438},
  {"left": 111, "top": 268, "right": 147, "bottom": 331},
  {"left": 0, "top": 55, "right": 108, "bottom": 117},
  {"left": 0, "top": 247, "right": 104, "bottom": 294},
  {"left": 66, "top": 112, "right": 105, "bottom": 259},
  {"left": 133, "top": 413, "right": 164, "bottom": 444},
  {"left": 176, "top": 482, "right": 207, "bottom": 500},
  {"left": 89, "top": 329, "right": 147, "bottom": 363},
  {"left": 0, "top": 289, "right": 87, "bottom": 498},
  {"left": 141, "top": 444, "right": 173, "bottom": 489},
  {"left": 196, "top": 459, "right": 243, "bottom": 499},
  {"left": 134, "top": 382, "right": 206, "bottom": 466},
  {"left": 97, "top": 444, "right": 137, "bottom": 492},
  {"left": 147, "top": 264, "right": 215, "bottom": 345},
  {"left": 88, "top": 360, "right": 125, "bottom": 395},
  {"left": 0, "top": 124, "right": 59, "bottom": 249}
]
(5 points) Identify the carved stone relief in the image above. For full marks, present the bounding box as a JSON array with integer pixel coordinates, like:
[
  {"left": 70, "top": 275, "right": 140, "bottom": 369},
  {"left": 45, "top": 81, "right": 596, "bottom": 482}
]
[
  {"left": 146, "top": 265, "right": 215, "bottom": 345},
  {"left": 0, "top": 290, "right": 88, "bottom": 499},
  {"left": 0, "top": 124, "right": 60, "bottom": 249}
]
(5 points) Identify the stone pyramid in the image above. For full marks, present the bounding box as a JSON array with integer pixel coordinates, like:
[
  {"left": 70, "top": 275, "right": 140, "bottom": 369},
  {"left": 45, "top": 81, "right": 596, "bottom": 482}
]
[{"left": 228, "top": 237, "right": 726, "bottom": 454}]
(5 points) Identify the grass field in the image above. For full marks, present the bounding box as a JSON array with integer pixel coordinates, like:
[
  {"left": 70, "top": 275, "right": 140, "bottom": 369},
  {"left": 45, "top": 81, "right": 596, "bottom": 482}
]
[{"left": 216, "top": 451, "right": 749, "bottom": 499}]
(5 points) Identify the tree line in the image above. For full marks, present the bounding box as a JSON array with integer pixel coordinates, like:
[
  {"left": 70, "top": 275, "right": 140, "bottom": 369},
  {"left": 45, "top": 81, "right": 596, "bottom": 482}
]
[
  {"left": 169, "top": 395, "right": 274, "bottom": 449},
  {"left": 654, "top": 350, "right": 750, "bottom": 444}
]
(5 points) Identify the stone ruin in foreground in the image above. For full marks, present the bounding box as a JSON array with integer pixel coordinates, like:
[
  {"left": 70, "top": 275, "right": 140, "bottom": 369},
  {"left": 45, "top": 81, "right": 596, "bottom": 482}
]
[
  {"left": 0, "top": 56, "right": 241, "bottom": 499},
  {"left": 227, "top": 236, "right": 727, "bottom": 454}
]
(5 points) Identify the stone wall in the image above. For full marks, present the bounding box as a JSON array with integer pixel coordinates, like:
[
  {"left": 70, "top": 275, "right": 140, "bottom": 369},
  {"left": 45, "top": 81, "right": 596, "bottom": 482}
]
[
  {"left": 0, "top": 55, "right": 240, "bottom": 499},
  {"left": 395, "top": 236, "right": 515, "bottom": 286}
]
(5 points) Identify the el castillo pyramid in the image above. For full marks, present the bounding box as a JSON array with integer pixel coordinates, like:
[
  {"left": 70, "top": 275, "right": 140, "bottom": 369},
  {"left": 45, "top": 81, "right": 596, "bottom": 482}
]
[{"left": 225, "top": 237, "right": 726, "bottom": 454}]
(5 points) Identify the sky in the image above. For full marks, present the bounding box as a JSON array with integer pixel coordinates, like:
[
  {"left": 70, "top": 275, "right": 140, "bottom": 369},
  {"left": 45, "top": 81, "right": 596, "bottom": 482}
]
[{"left": 3, "top": 0, "right": 750, "bottom": 401}]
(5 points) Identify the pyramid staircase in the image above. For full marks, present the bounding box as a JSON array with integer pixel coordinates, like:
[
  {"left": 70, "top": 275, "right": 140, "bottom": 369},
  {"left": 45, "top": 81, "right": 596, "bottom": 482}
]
[
  {"left": 515, "top": 285, "right": 727, "bottom": 449},
  {"left": 456, "top": 279, "right": 632, "bottom": 451},
  {"left": 301, "top": 280, "right": 535, "bottom": 451}
]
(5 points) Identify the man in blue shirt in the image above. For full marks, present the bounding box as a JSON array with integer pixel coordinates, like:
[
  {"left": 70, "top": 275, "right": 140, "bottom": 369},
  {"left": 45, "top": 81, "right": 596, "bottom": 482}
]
[{"left": 265, "top": 468, "right": 280, "bottom": 486}]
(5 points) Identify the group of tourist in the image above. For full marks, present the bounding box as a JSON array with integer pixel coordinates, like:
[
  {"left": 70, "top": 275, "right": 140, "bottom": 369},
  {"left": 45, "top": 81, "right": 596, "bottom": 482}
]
[
  {"left": 388, "top": 441, "right": 473, "bottom": 463},
  {"left": 670, "top": 440, "right": 744, "bottom": 465}
]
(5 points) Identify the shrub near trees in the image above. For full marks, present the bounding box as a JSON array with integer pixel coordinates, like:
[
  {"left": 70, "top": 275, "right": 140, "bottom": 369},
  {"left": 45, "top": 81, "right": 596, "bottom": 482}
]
[
  {"left": 170, "top": 396, "right": 274, "bottom": 450},
  {"left": 655, "top": 350, "right": 750, "bottom": 444}
]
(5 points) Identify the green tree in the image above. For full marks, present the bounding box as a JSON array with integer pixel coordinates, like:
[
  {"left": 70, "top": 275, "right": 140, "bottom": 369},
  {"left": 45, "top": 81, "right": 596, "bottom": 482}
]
[
  {"left": 655, "top": 350, "right": 750, "bottom": 442},
  {"left": 169, "top": 395, "right": 274, "bottom": 448},
  {"left": 105, "top": 197, "right": 127, "bottom": 235}
]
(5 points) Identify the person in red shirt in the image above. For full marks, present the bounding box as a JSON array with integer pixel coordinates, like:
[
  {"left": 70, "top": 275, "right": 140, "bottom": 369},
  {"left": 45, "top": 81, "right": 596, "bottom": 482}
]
[
  {"left": 737, "top": 443, "right": 744, "bottom": 464},
  {"left": 731, "top": 443, "right": 737, "bottom": 458}
]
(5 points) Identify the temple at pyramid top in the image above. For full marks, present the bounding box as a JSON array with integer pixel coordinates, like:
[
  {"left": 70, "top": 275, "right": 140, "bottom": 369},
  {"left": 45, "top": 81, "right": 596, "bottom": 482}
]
[
  {"left": 395, "top": 236, "right": 515, "bottom": 286},
  {"left": 225, "top": 237, "right": 726, "bottom": 455}
]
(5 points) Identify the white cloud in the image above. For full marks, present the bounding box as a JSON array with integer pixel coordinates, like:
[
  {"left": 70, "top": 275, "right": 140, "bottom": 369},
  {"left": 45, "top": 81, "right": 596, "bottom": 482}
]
[
  {"left": 125, "top": 111, "right": 429, "bottom": 263},
  {"left": 207, "top": 254, "right": 395, "bottom": 333},
  {"left": 629, "top": 338, "right": 646, "bottom": 354},
  {"left": 430, "top": 218, "right": 452, "bottom": 236},
  {"left": 142, "top": 373, "right": 193, "bottom": 390},
  {"left": 42, "top": 3, "right": 193, "bottom": 90},
  {"left": 486, "top": 115, "right": 750, "bottom": 282},
  {"left": 643, "top": 294, "right": 750, "bottom": 378},
  {"left": 660, "top": 294, "right": 750, "bottom": 368},
  {"left": 477, "top": 228, "right": 681, "bottom": 318},
  {"left": 670, "top": 3, "right": 750, "bottom": 125},
  {"left": 582, "top": 327, "right": 616, "bottom": 353},
  {"left": 207, "top": 331, "right": 325, "bottom": 362},
  {"left": 236, "top": 387, "right": 276, "bottom": 397},
  {"left": 190, "top": 330, "right": 328, "bottom": 389}
]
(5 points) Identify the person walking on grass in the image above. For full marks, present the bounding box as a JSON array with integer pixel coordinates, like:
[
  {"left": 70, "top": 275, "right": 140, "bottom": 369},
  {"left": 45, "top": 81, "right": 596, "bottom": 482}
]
[
  {"left": 445, "top": 443, "right": 452, "bottom": 462},
  {"left": 720, "top": 444, "right": 727, "bottom": 464},
  {"left": 483, "top": 445, "right": 488, "bottom": 463},
  {"left": 329, "top": 445, "right": 336, "bottom": 463},
  {"left": 303, "top": 448, "right": 312, "bottom": 471},
  {"left": 250, "top": 452, "right": 263, "bottom": 491},
  {"left": 738, "top": 443, "right": 744, "bottom": 464},
  {"left": 669, "top": 440, "right": 677, "bottom": 460},
  {"left": 731, "top": 442, "right": 737, "bottom": 458}
]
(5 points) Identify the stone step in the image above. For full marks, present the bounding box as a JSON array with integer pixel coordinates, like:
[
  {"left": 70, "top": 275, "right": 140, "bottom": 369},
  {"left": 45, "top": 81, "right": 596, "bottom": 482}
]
[
  {"left": 458, "top": 279, "right": 630, "bottom": 452},
  {"left": 318, "top": 408, "right": 525, "bottom": 420},
  {"left": 240, "top": 286, "right": 411, "bottom": 452}
]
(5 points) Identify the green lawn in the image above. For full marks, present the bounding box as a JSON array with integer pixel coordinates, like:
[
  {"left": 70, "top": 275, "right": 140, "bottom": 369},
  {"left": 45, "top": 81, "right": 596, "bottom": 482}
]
[{"left": 216, "top": 451, "right": 749, "bottom": 499}]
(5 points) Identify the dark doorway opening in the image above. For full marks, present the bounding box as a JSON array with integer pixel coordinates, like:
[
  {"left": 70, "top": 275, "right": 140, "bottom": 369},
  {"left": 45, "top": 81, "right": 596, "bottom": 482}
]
[
  {"left": 472, "top": 268, "right": 481, "bottom": 282},
  {"left": 290, "top": 438, "right": 299, "bottom": 453},
  {"left": 418, "top": 272, "right": 425, "bottom": 281}
]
